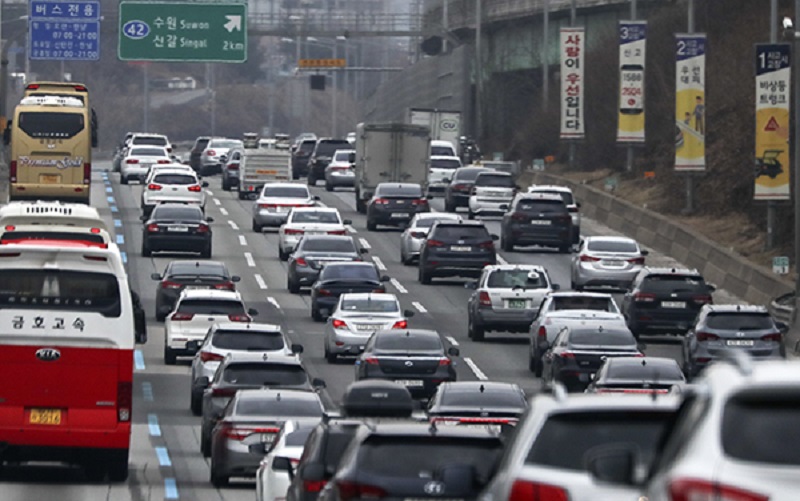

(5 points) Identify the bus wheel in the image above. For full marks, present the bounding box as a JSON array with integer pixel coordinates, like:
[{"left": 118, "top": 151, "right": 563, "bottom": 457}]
[{"left": 107, "top": 458, "right": 129, "bottom": 482}]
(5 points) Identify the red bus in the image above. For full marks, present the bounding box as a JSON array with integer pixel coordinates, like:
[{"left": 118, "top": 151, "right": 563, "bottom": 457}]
[{"left": 0, "top": 243, "right": 134, "bottom": 481}]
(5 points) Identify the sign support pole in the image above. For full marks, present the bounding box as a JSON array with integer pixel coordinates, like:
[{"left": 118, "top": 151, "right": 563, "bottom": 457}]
[
  {"left": 143, "top": 62, "right": 149, "bottom": 132},
  {"left": 795, "top": 0, "right": 800, "bottom": 307},
  {"left": 766, "top": 0, "right": 778, "bottom": 250},
  {"left": 626, "top": 0, "right": 637, "bottom": 173},
  {"left": 683, "top": 0, "right": 695, "bottom": 214},
  {"left": 542, "top": 0, "right": 549, "bottom": 113},
  {"left": 568, "top": 0, "right": 577, "bottom": 169}
]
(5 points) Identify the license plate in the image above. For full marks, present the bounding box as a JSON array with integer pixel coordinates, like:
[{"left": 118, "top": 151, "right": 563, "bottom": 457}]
[
  {"left": 391, "top": 213, "right": 409, "bottom": 218},
  {"left": 727, "top": 340, "right": 755, "bottom": 347},
  {"left": 463, "top": 423, "right": 502, "bottom": 433},
  {"left": 276, "top": 206, "right": 290, "bottom": 212},
  {"left": 261, "top": 433, "right": 276, "bottom": 443},
  {"left": 451, "top": 246, "right": 472, "bottom": 252},
  {"left": 256, "top": 169, "right": 278, "bottom": 175},
  {"left": 40, "top": 174, "right": 60, "bottom": 184},
  {"left": 507, "top": 299, "right": 526, "bottom": 309},
  {"left": 395, "top": 379, "right": 424, "bottom": 387},
  {"left": 602, "top": 260, "right": 624, "bottom": 267},
  {"left": 661, "top": 301, "right": 686, "bottom": 308},
  {"left": 29, "top": 408, "right": 61, "bottom": 425},
  {"left": 167, "top": 225, "right": 189, "bottom": 232},
  {"left": 356, "top": 324, "right": 383, "bottom": 331},
  {"left": 529, "top": 220, "right": 551, "bottom": 225},
  {"left": 184, "top": 285, "right": 209, "bottom": 290}
]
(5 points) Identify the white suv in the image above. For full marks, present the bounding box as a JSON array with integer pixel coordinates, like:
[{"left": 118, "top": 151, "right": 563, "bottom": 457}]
[
  {"left": 163, "top": 290, "right": 257, "bottom": 365},
  {"left": 141, "top": 168, "right": 208, "bottom": 216}
]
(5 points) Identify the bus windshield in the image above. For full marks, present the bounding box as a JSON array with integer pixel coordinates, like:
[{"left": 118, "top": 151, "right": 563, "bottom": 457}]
[
  {"left": 18, "top": 112, "right": 84, "bottom": 139},
  {"left": 0, "top": 270, "right": 121, "bottom": 317}
]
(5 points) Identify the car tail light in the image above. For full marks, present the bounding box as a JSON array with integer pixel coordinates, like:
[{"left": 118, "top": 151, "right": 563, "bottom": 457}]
[
  {"left": 188, "top": 184, "right": 202, "bottom": 192},
  {"left": 328, "top": 230, "right": 347, "bottom": 235},
  {"left": 147, "top": 224, "right": 160, "bottom": 232},
  {"left": 83, "top": 163, "right": 91, "bottom": 185},
  {"left": 148, "top": 183, "right": 162, "bottom": 191},
  {"left": 579, "top": 254, "right": 600, "bottom": 262},
  {"left": 228, "top": 314, "right": 251, "bottom": 322},
  {"left": 206, "top": 149, "right": 216, "bottom": 156},
  {"left": 160, "top": 280, "right": 182, "bottom": 289},
  {"left": 634, "top": 293, "right": 656, "bottom": 302},
  {"left": 695, "top": 331, "right": 719, "bottom": 341},
  {"left": 211, "top": 387, "right": 237, "bottom": 397},
  {"left": 117, "top": 382, "right": 132, "bottom": 422},
  {"left": 258, "top": 203, "right": 275, "bottom": 209},
  {"left": 628, "top": 256, "right": 645, "bottom": 265},
  {"left": 285, "top": 229, "right": 304, "bottom": 235},
  {"left": 479, "top": 291, "right": 492, "bottom": 307},
  {"left": 392, "top": 320, "right": 407, "bottom": 329},
  {"left": 318, "top": 289, "right": 332, "bottom": 296},
  {"left": 427, "top": 239, "right": 445, "bottom": 247},
  {"left": 692, "top": 294, "right": 713, "bottom": 304},
  {"left": 555, "top": 214, "right": 572, "bottom": 223},
  {"left": 411, "top": 231, "right": 426, "bottom": 238},
  {"left": 438, "top": 357, "right": 451, "bottom": 366},
  {"left": 373, "top": 198, "right": 389, "bottom": 205},
  {"left": 568, "top": 206, "right": 578, "bottom": 213},
  {"left": 213, "top": 281, "right": 235, "bottom": 290},
  {"left": 125, "top": 158, "right": 139, "bottom": 164},
  {"left": 304, "top": 480, "right": 328, "bottom": 493},
  {"left": 668, "top": 478, "right": 768, "bottom": 501},
  {"left": 336, "top": 481, "right": 388, "bottom": 501},
  {"left": 157, "top": 159, "right": 171, "bottom": 164},
  {"left": 227, "top": 163, "right": 239, "bottom": 170},
  {"left": 559, "top": 352, "right": 576, "bottom": 359},
  {"left": 511, "top": 212, "right": 528, "bottom": 221},
  {"left": 224, "top": 426, "right": 280, "bottom": 441},
  {"left": 478, "top": 241, "right": 494, "bottom": 250},
  {"left": 295, "top": 257, "right": 308, "bottom": 267},
  {"left": 762, "top": 332, "right": 782, "bottom": 342},
  {"left": 372, "top": 288, "right": 385, "bottom": 293},
  {"left": 508, "top": 479, "right": 569, "bottom": 501},
  {"left": 332, "top": 319, "right": 348, "bottom": 329},
  {"left": 453, "top": 183, "right": 469, "bottom": 192},
  {"left": 537, "top": 326, "right": 547, "bottom": 338},
  {"left": 364, "top": 357, "right": 380, "bottom": 365},
  {"left": 200, "top": 351, "right": 224, "bottom": 362},
  {"left": 196, "top": 224, "right": 210, "bottom": 233},
  {"left": 170, "top": 312, "right": 194, "bottom": 321},
  {"left": 74, "top": 84, "right": 87, "bottom": 92},
  {"left": 412, "top": 198, "right": 428, "bottom": 206},
  {"left": 26, "top": 83, "right": 40, "bottom": 90},
  {"left": 9, "top": 161, "right": 16, "bottom": 183}
]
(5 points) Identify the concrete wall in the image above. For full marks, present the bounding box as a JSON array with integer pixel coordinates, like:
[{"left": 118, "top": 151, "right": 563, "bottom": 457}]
[{"left": 525, "top": 171, "right": 794, "bottom": 307}]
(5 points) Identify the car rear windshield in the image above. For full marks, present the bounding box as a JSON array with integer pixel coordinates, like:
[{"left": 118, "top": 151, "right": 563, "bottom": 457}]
[
  {"left": 320, "top": 265, "right": 378, "bottom": 281},
  {"left": 176, "top": 299, "right": 244, "bottom": 315},
  {"left": 209, "top": 140, "right": 242, "bottom": 149},
  {"left": 454, "top": 169, "right": 489, "bottom": 182},
  {"left": 532, "top": 190, "right": 575, "bottom": 205},
  {"left": 193, "top": 138, "right": 210, "bottom": 151},
  {"left": 19, "top": 111, "right": 84, "bottom": 139},
  {"left": 376, "top": 185, "right": 423, "bottom": 197},
  {"left": 130, "top": 147, "right": 167, "bottom": 157},
  {"left": 431, "top": 158, "right": 461, "bottom": 169},
  {"left": 525, "top": 411, "right": 673, "bottom": 470},
  {"left": 552, "top": 296, "right": 615, "bottom": 311},
  {"left": 587, "top": 240, "right": 639, "bottom": 253},
  {"left": 415, "top": 217, "right": 458, "bottom": 228},
  {"left": 133, "top": 136, "right": 168, "bottom": 146},
  {"left": 153, "top": 174, "right": 196, "bottom": 185},
  {"left": 375, "top": 334, "right": 442, "bottom": 351},
  {"left": 722, "top": 390, "right": 800, "bottom": 465},
  {"left": 302, "top": 238, "right": 356, "bottom": 252},
  {"left": 705, "top": 313, "right": 774, "bottom": 330},
  {"left": 324, "top": 430, "right": 360, "bottom": 470},
  {"left": 152, "top": 206, "right": 203, "bottom": 221},
  {"left": 516, "top": 200, "right": 567, "bottom": 213},
  {"left": 316, "top": 141, "right": 351, "bottom": 156},
  {"left": 236, "top": 395, "right": 322, "bottom": 417},
  {"left": 341, "top": 297, "right": 398, "bottom": 312},
  {"left": 298, "top": 141, "right": 316, "bottom": 154},
  {"left": 223, "top": 363, "right": 308, "bottom": 386},
  {"left": 334, "top": 151, "right": 354, "bottom": 161},
  {"left": 487, "top": 269, "right": 547, "bottom": 288},
  {"left": 607, "top": 362, "right": 684, "bottom": 381},
  {"left": 441, "top": 390, "right": 525, "bottom": 408},
  {"left": 357, "top": 436, "right": 502, "bottom": 480},
  {"left": 263, "top": 186, "right": 309, "bottom": 198},
  {"left": 212, "top": 331, "right": 285, "bottom": 351},
  {"left": 475, "top": 174, "right": 515, "bottom": 187},
  {"left": 168, "top": 262, "right": 225, "bottom": 278},
  {"left": 641, "top": 275, "right": 707, "bottom": 294},
  {"left": 291, "top": 211, "right": 340, "bottom": 224},
  {"left": 569, "top": 328, "right": 634, "bottom": 346},
  {"left": 431, "top": 145, "right": 456, "bottom": 156},
  {"left": 431, "top": 225, "right": 490, "bottom": 241},
  {"left": 0, "top": 270, "right": 121, "bottom": 317}
]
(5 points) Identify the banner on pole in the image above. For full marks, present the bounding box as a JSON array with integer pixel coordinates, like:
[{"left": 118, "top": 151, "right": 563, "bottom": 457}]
[
  {"left": 674, "top": 34, "right": 706, "bottom": 171},
  {"left": 754, "top": 43, "right": 791, "bottom": 201},
  {"left": 617, "top": 21, "right": 646, "bottom": 143},
  {"left": 560, "top": 27, "right": 585, "bottom": 140}
]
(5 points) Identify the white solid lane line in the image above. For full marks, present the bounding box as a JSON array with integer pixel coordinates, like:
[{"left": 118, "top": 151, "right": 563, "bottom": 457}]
[
  {"left": 358, "top": 237, "right": 371, "bottom": 250},
  {"left": 267, "top": 297, "right": 281, "bottom": 309},
  {"left": 244, "top": 252, "right": 255, "bottom": 267},
  {"left": 390, "top": 278, "right": 407, "bottom": 293},
  {"left": 213, "top": 198, "right": 221, "bottom": 206},
  {"left": 254, "top": 274, "right": 268, "bottom": 290},
  {"left": 412, "top": 301, "right": 427, "bottom": 313},
  {"left": 372, "top": 256, "right": 386, "bottom": 271},
  {"left": 239, "top": 235, "right": 247, "bottom": 246},
  {"left": 464, "top": 357, "right": 489, "bottom": 380},
  {"left": 220, "top": 208, "right": 229, "bottom": 216},
  {"left": 446, "top": 336, "right": 459, "bottom": 346}
]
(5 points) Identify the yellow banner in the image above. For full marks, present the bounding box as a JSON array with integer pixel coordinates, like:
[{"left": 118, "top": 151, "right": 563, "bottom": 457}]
[
  {"left": 298, "top": 58, "right": 346, "bottom": 69},
  {"left": 754, "top": 44, "right": 791, "bottom": 201}
]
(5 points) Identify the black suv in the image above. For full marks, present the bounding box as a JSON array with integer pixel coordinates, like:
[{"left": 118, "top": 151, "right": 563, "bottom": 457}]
[
  {"left": 189, "top": 135, "right": 212, "bottom": 173},
  {"left": 621, "top": 267, "right": 715, "bottom": 337},
  {"left": 500, "top": 193, "right": 572, "bottom": 253},
  {"left": 310, "top": 262, "right": 389, "bottom": 321},
  {"left": 307, "top": 138, "right": 351, "bottom": 185},
  {"left": 292, "top": 139, "right": 317, "bottom": 179},
  {"left": 151, "top": 260, "right": 240, "bottom": 321},
  {"left": 418, "top": 221, "right": 498, "bottom": 284},
  {"left": 444, "top": 166, "right": 492, "bottom": 212}
]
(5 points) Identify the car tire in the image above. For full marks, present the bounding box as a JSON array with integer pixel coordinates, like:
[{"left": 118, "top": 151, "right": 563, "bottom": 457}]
[
  {"left": 468, "top": 316, "right": 485, "bottom": 342},
  {"left": 401, "top": 249, "right": 410, "bottom": 266},
  {"left": 324, "top": 344, "right": 337, "bottom": 364},
  {"left": 444, "top": 199, "right": 455, "bottom": 212},
  {"left": 190, "top": 388, "right": 202, "bottom": 416},
  {"left": 201, "top": 427, "right": 212, "bottom": 457},
  {"left": 201, "top": 244, "right": 212, "bottom": 259},
  {"left": 163, "top": 345, "right": 177, "bottom": 365},
  {"left": 288, "top": 277, "right": 300, "bottom": 294},
  {"left": 238, "top": 191, "right": 247, "bottom": 200},
  {"left": 107, "top": 458, "right": 129, "bottom": 483},
  {"left": 307, "top": 174, "right": 316, "bottom": 186},
  {"left": 252, "top": 220, "right": 263, "bottom": 233},
  {"left": 141, "top": 240, "right": 152, "bottom": 257},
  {"left": 279, "top": 247, "right": 289, "bottom": 261},
  {"left": 533, "top": 350, "right": 543, "bottom": 377},
  {"left": 311, "top": 305, "right": 323, "bottom": 322},
  {"left": 120, "top": 175, "right": 129, "bottom": 185},
  {"left": 467, "top": 209, "right": 475, "bottom": 220},
  {"left": 418, "top": 265, "right": 431, "bottom": 285},
  {"left": 502, "top": 235, "right": 514, "bottom": 252},
  {"left": 156, "top": 310, "right": 166, "bottom": 322},
  {"left": 221, "top": 178, "right": 230, "bottom": 191},
  {"left": 325, "top": 182, "right": 334, "bottom": 192},
  {"left": 366, "top": 218, "right": 377, "bottom": 231},
  {"left": 558, "top": 244, "right": 571, "bottom": 254},
  {"left": 210, "top": 461, "right": 229, "bottom": 488}
]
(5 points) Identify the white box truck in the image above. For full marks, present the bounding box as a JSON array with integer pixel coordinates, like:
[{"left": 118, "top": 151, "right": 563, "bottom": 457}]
[
  {"left": 237, "top": 149, "right": 292, "bottom": 200},
  {"left": 354, "top": 122, "right": 430, "bottom": 213},
  {"left": 407, "top": 108, "right": 462, "bottom": 154}
]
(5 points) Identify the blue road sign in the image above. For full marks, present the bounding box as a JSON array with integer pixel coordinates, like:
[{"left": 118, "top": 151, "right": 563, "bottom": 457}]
[{"left": 29, "top": 1, "right": 101, "bottom": 61}]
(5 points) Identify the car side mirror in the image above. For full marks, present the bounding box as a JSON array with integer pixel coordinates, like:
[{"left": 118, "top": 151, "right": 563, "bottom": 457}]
[
  {"left": 499, "top": 204, "right": 509, "bottom": 211},
  {"left": 777, "top": 321, "right": 789, "bottom": 334},
  {"left": 447, "top": 346, "right": 460, "bottom": 357},
  {"left": 312, "top": 378, "right": 326, "bottom": 389},
  {"left": 201, "top": 181, "right": 209, "bottom": 187},
  {"left": 360, "top": 248, "right": 369, "bottom": 254},
  {"left": 403, "top": 309, "right": 416, "bottom": 318},
  {"left": 707, "top": 283, "right": 717, "bottom": 292},
  {"left": 301, "top": 462, "right": 325, "bottom": 482},
  {"left": 196, "top": 376, "right": 210, "bottom": 388},
  {"left": 464, "top": 281, "right": 478, "bottom": 290},
  {"left": 273, "top": 456, "right": 294, "bottom": 475},
  {"left": 151, "top": 273, "right": 162, "bottom": 280},
  {"left": 380, "top": 275, "right": 390, "bottom": 282},
  {"left": 443, "top": 178, "right": 451, "bottom": 184},
  {"left": 348, "top": 152, "right": 356, "bottom": 163},
  {"left": 576, "top": 202, "right": 582, "bottom": 208},
  {"left": 248, "top": 308, "right": 259, "bottom": 316},
  {"left": 343, "top": 219, "right": 352, "bottom": 225},
  {"left": 313, "top": 195, "right": 321, "bottom": 201},
  {"left": 491, "top": 234, "right": 499, "bottom": 241},
  {"left": 140, "top": 215, "right": 148, "bottom": 222},
  {"left": 291, "top": 343, "right": 304, "bottom": 354},
  {"left": 205, "top": 216, "right": 215, "bottom": 223},
  {"left": 552, "top": 284, "right": 561, "bottom": 290},
  {"left": 232, "top": 276, "right": 241, "bottom": 282},
  {"left": 426, "top": 194, "right": 434, "bottom": 199},
  {"left": 3, "top": 124, "right": 10, "bottom": 145},
  {"left": 586, "top": 447, "right": 640, "bottom": 486},
  {"left": 641, "top": 249, "right": 650, "bottom": 256},
  {"left": 186, "top": 340, "right": 202, "bottom": 352}
]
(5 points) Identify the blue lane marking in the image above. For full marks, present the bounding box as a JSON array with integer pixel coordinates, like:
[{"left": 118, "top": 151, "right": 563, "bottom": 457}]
[
  {"left": 165, "top": 478, "right": 179, "bottom": 499},
  {"left": 106, "top": 196, "right": 114, "bottom": 203},
  {"left": 110, "top": 206, "right": 118, "bottom": 213},
  {"left": 105, "top": 186, "right": 113, "bottom": 193},
  {"left": 148, "top": 414, "right": 161, "bottom": 436},
  {"left": 155, "top": 447, "right": 172, "bottom": 467},
  {"left": 116, "top": 234, "right": 124, "bottom": 245},
  {"left": 134, "top": 349, "right": 145, "bottom": 370},
  {"left": 114, "top": 219, "right": 122, "bottom": 227},
  {"left": 121, "top": 251, "right": 128, "bottom": 264},
  {"left": 142, "top": 382, "right": 153, "bottom": 402}
]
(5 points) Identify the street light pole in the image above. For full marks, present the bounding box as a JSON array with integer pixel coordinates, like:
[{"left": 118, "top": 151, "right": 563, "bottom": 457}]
[{"left": 794, "top": 0, "right": 800, "bottom": 314}]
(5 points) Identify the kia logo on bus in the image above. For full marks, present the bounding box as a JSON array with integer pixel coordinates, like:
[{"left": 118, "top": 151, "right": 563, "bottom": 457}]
[
  {"left": 440, "top": 120, "right": 458, "bottom": 131},
  {"left": 35, "top": 348, "right": 61, "bottom": 362}
]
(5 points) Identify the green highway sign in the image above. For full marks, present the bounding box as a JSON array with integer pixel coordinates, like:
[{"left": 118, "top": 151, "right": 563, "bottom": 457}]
[{"left": 118, "top": 2, "right": 247, "bottom": 62}]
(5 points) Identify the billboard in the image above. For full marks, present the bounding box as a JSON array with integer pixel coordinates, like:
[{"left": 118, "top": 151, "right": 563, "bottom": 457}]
[
  {"left": 674, "top": 34, "right": 706, "bottom": 171},
  {"left": 560, "top": 27, "right": 585, "bottom": 140},
  {"left": 754, "top": 44, "right": 791, "bottom": 201},
  {"left": 617, "top": 21, "right": 646, "bottom": 143}
]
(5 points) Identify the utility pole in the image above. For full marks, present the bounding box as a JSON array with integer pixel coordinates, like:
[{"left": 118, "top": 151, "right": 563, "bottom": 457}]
[
  {"left": 475, "top": 0, "right": 483, "bottom": 140},
  {"left": 143, "top": 63, "right": 149, "bottom": 132},
  {"left": 766, "top": 0, "right": 778, "bottom": 249},
  {"left": 684, "top": 0, "right": 696, "bottom": 214},
  {"left": 568, "top": 0, "right": 577, "bottom": 169},
  {"left": 542, "top": 0, "right": 549, "bottom": 112}
]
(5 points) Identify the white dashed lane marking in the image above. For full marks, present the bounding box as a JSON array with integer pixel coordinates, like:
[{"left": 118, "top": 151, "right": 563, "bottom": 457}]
[
  {"left": 390, "top": 278, "right": 407, "bottom": 293},
  {"left": 228, "top": 220, "right": 239, "bottom": 230},
  {"left": 412, "top": 301, "right": 427, "bottom": 313},
  {"left": 464, "top": 357, "right": 488, "bottom": 380},
  {"left": 244, "top": 252, "right": 255, "bottom": 267},
  {"left": 372, "top": 256, "right": 386, "bottom": 271},
  {"left": 213, "top": 198, "right": 221, "bottom": 206},
  {"left": 358, "top": 238, "right": 371, "bottom": 250},
  {"left": 254, "top": 274, "right": 268, "bottom": 289},
  {"left": 446, "top": 336, "right": 459, "bottom": 346},
  {"left": 267, "top": 297, "right": 281, "bottom": 309},
  {"left": 239, "top": 235, "right": 247, "bottom": 246},
  {"left": 220, "top": 208, "right": 229, "bottom": 216}
]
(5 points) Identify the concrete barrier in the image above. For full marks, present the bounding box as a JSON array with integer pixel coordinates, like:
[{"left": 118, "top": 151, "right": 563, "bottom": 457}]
[{"left": 523, "top": 170, "right": 794, "bottom": 307}]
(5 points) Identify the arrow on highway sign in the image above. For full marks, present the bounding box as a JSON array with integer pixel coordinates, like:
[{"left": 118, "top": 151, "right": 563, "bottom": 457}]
[{"left": 224, "top": 15, "right": 241, "bottom": 33}]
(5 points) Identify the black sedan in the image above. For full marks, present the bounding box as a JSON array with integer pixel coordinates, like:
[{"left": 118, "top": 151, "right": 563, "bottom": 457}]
[
  {"left": 141, "top": 203, "right": 213, "bottom": 258},
  {"left": 585, "top": 356, "right": 686, "bottom": 395},
  {"left": 310, "top": 262, "right": 388, "bottom": 321},
  {"left": 287, "top": 235, "right": 367, "bottom": 293},
  {"left": 151, "top": 260, "right": 240, "bottom": 321},
  {"left": 542, "top": 325, "right": 642, "bottom": 392},
  {"left": 427, "top": 381, "right": 527, "bottom": 433},
  {"left": 366, "top": 183, "right": 430, "bottom": 231},
  {"left": 355, "top": 329, "right": 459, "bottom": 399}
]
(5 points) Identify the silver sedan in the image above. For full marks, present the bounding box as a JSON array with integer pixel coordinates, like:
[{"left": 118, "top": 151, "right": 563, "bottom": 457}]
[
  {"left": 323, "top": 293, "right": 414, "bottom": 362},
  {"left": 570, "top": 235, "right": 648, "bottom": 291},
  {"left": 399, "top": 212, "right": 462, "bottom": 265}
]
